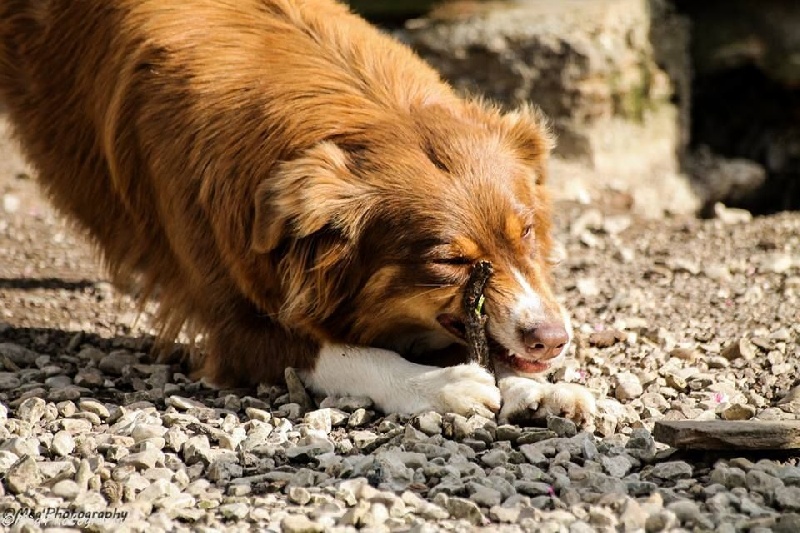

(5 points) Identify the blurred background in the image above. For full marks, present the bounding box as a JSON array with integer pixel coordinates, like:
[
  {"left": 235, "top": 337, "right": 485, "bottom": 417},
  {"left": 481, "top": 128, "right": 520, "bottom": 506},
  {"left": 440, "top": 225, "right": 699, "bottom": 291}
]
[{"left": 344, "top": 0, "right": 800, "bottom": 216}]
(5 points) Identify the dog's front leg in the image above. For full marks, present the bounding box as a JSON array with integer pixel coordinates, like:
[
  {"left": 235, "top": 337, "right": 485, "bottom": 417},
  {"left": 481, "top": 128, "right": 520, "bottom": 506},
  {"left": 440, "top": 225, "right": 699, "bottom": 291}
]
[
  {"left": 496, "top": 367, "right": 596, "bottom": 427},
  {"left": 299, "top": 344, "right": 501, "bottom": 418}
]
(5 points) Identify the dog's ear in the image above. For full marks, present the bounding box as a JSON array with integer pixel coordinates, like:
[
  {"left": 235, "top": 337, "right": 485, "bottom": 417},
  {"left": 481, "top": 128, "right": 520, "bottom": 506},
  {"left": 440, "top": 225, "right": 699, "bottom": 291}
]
[
  {"left": 502, "top": 105, "right": 555, "bottom": 181},
  {"left": 251, "top": 142, "right": 376, "bottom": 253}
]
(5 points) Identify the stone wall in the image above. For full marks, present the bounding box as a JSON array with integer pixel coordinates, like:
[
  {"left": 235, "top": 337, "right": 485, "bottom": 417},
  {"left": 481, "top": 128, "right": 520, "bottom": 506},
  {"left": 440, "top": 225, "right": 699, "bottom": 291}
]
[
  {"left": 343, "top": 0, "right": 800, "bottom": 215},
  {"left": 394, "top": 0, "right": 699, "bottom": 216}
]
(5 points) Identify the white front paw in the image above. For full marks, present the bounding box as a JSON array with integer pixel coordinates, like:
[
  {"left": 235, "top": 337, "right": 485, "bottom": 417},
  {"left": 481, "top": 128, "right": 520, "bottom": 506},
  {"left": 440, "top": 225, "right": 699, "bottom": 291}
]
[
  {"left": 498, "top": 376, "right": 596, "bottom": 425},
  {"left": 412, "top": 363, "right": 501, "bottom": 418}
]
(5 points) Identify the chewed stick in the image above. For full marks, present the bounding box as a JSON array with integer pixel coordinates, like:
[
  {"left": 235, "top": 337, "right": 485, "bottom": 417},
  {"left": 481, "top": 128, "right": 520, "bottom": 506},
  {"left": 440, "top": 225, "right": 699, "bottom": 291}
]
[{"left": 462, "top": 260, "right": 494, "bottom": 369}]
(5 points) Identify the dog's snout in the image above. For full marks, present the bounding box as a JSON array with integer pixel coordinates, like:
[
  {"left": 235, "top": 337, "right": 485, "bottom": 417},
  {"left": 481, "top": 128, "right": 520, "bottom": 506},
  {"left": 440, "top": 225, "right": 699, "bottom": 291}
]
[{"left": 520, "top": 322, "right": 568, "bottom": 360}]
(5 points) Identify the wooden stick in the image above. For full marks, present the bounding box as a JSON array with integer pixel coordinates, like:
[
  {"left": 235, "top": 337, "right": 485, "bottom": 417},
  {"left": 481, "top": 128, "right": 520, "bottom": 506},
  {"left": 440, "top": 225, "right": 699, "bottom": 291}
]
[{"left": 463, "top": 260, "right": 494, "bottom": 368}]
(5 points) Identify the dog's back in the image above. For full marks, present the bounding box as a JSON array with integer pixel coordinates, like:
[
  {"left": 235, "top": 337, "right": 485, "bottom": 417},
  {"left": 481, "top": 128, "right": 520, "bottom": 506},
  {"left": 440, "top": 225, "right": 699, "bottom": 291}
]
[
  {"left": 0, "top": 0, "right": 464, "bottom": 384},
  {"left": 0, "top": 0, "right": 186, "bottom": 308}
]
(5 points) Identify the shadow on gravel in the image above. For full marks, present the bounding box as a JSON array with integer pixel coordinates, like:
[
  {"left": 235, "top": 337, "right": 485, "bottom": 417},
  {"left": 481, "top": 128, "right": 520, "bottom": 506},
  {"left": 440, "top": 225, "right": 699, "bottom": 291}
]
[
  {"left": 0, "top": 277, "right": 99, "bottom": 291},
  {"left": 0, "top": 324, "right": 235, "bottom": 406},
  {"left": 0, "top": 323, "right": 158, "bottom": 356}
]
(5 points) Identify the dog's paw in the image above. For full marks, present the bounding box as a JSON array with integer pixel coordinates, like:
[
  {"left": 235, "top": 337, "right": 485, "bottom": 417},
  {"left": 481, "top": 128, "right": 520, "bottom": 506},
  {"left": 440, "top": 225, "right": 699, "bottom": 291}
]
[
  {"left": 498, "top": 376, "right": 596, "bottom": 426},
  {"left": 412, "top": 363, "right": 501, "bottom": 418}
]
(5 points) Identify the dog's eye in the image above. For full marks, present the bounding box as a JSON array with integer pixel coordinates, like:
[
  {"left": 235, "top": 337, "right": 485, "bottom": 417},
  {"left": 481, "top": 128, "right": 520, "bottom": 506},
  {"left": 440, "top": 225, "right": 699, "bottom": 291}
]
[
  {"left": 522, "top": 225, "right": 534, "bottom": 240},
  {"left": 433, "top": 256, "right": 472, "bottom": 266}
]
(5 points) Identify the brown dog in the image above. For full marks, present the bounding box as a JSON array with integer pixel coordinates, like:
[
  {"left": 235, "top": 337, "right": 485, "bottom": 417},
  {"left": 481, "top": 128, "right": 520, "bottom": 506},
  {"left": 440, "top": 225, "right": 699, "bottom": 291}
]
[{"left": 0, "top": 0, "right": 594, "bottom": 422}]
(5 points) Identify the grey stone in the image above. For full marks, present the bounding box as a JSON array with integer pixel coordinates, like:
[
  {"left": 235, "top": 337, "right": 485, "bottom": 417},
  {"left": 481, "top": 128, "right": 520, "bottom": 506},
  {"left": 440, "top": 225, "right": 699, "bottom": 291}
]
[
  {"left": 0, "top": 343, "right": 40, "bottom": 366},
  {"left": 0, "top": 450, "right": 19, "bottom": 472},
  {"left": 347, "top": 408, "right": 371, "bottom": 427},
  {"left": 514, "top": 481, "right": 553, "bottom": 497},
  {"left": 335, "top": 395, "right": 373, "bottom": 412},
  {"left": 165, "top": 395, "right": 206, "bottom": 411},
  {"left": 340, "top": 500, "right": 370, "bottom": 527},
  {"left": 570, "top": 521, "right": 596, "bottom": 533},
  {"left": 775, "top": 514, "right": 800, "bottom": 533},
  {"left": 466, "top": 482, "right": 502, "bottom": 507},
  {"left": 351, "top": 430, "right": 379, "bottom": 450},
  {"left": 218, "top": 425, "right": 246, "bottom": 451},
  {"left": 60, "top": 417, "right": 93, "bottom": 433},
  {"left": 626, "top": 428, "right": 656, "bottom": 452},
  {"left": 282, "top": 514, "right": 324, "bottom": 533},
  {"left": 136, "top": 478, "right": 173, "bottom": 504},
  {"left": 721, "top": 403, "right": 757, "bottom": 421},
  {"left": 601, "top": 454, "right": 633, "bottom": 478},
  {"left": 721, "top": 338, "right": 757, "bottom": 361},
  {"left": 620, "top": 497, "right": 649, "bottom": 532},
  {"left": 207, "top": 457, "right": 243, "bottom": 483},
  {"left": 414, "top": 412, "right": 443, "bottom": 435},
  {"left": 182, "top": 435, "right": 214, "bottom": 466},
  {"left": 666, "top": 500, "right": 714, "bottom": 530},
  {"left": 648, "top": 461, "right": 693, "bottom": 480},
  {"left": 710, "top": 466, "right": 747, "bottom": 489},
  {"left": 218, "top": 502, "right": 249, "bottom": 520},
  {"left": 276, "top": 402, "right": 302, "bottom": 419},
  {"left": 363, "top": 502, "right": 390, "bottom": 528},
  {"left": 572, "top": 471, "right": 627, "bottom": 495},
  {"left": 517, "top": 429, "right": 558, "bottom": 444},
  {"left": 746, "top": 469, "right": 784, "bottom": 496},
  {"left": 547, "top": 416, "right": 578, "bottom": 438},
  {"left": 51, "top": 479, "right": 81, "bottom": 500},
  {"left": 496, "top": 424, "right": 522, "bottom": 442},
  {"left": 119, "top": 449, "right": 164, "bottom": 470},
  {"left": 519, "top": 444, "right": 548, "bottom": 466},
  {"left": 774, "top": 486, "right": 800, "bottom": 511},
  {"left": 285, "top": 436, "right": 335, "bottom": 461},
  {"left": 98, "top": 350, "right": 140, "bottom": 375},
  {"left": 776, "top": 465, "right": 800, "bottom": 485},
  {"left": 245, "top": 407, "right": 271, "bottom": 422},
  {"left": 613, "top": 372, "right": 644, "bottom": 401},
  {"left": 16, "top": 397, "right": 47, "bottom": 424},
  {"left": 481, "top": 448, "right": 509, "bottom": 469},
  {"left": 589, "top": 506, "right": 619, "bottom": 528},
  {"left": 303, "top": 408, "right": 333, "bottom": 433},
  {"left": 625, "top": 480, "right": 658, "bottom": 496},
  {"left": 6, "top": 455, "right": 42, "bottom": 494},
  {"left": 45, "top": 374, "right": 72, "bottom": 388},
  {"left": 78, "top": 399, "right": 110, "bottom": 419},
  {"left": 164, "top": 427, "right": 188, "bottom": 453},
  {"left": 1, "top": 437, "right": 40, "bottom": 457},
  {"left": 50, "top": 430, "right": 75, "bottom": 457},
  {"left": 688, "top": 149, "right": 767, "bottom": 207},
  {"left": 489, "top": 504, "right": 521, "bottom": 523},
  {"left": 74, "top": 369, "right": 105, "bottom": 387},
  {"left": 131, "top": 424, "right": 167, "bottom": 443},
  {"left": 446, "top": 496, "right": 484, "bottom": 525},
  {"left": 0, "top": 372, "right": 22, "bottom": 390},
  {"left": 288, "top": 486, "right": 312, "bottom": 505},
  {"left": 286, "top": 367, "right": 315, "bottom": 412},
  {"left": 47, "top": 385, "right": 84, "bottom": 402}
]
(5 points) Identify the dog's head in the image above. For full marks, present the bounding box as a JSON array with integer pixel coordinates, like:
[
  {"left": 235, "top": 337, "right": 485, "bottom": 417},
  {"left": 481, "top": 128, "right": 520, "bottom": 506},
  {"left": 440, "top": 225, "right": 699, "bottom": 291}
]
[{"left": 252, "top": 101, "right": 569, "bottom": 375}]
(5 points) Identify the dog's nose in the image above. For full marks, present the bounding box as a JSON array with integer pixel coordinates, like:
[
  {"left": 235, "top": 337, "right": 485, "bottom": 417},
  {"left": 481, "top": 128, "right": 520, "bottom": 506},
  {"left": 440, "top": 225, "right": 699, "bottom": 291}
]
[{"left": 520, "top": 322, "right": 569, "bottom": 360}]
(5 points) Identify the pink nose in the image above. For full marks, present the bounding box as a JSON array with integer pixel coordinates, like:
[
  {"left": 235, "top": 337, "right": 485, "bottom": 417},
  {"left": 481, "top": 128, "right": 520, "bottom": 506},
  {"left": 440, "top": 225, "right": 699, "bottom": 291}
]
[{"left": 520, "top": 322, "right": 569, "bottom": 360}]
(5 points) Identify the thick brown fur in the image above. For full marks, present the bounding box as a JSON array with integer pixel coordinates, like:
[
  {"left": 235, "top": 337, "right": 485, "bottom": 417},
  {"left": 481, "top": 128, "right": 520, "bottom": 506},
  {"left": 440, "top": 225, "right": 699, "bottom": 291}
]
[{"left": 0, "top": 0, "right": 558, "bottom": 387}]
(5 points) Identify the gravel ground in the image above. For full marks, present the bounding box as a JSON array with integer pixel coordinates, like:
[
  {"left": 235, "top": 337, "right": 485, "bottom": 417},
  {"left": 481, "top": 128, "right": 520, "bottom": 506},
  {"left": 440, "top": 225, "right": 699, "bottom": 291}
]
[{"left": 1, "top": 122, "right": 800, "bottom": 532}]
